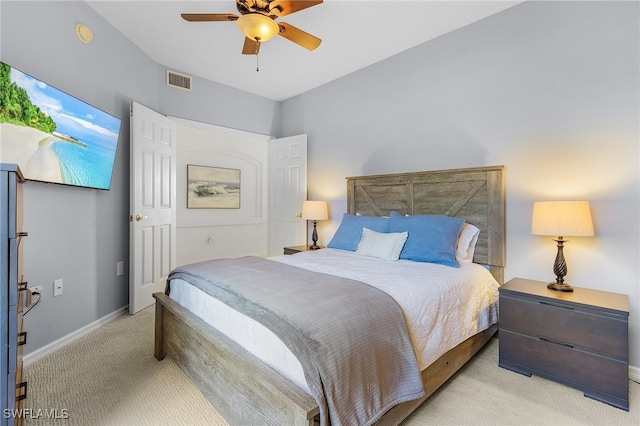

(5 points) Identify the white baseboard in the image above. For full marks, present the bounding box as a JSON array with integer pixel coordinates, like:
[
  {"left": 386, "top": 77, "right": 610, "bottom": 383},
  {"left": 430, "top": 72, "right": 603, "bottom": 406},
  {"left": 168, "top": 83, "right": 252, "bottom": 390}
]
[
  {"left": 23, "top": 306, "right": 129, "bottom": 367},
  {"left": 630, "top": 364, "right": 640, "bottom": 382}
]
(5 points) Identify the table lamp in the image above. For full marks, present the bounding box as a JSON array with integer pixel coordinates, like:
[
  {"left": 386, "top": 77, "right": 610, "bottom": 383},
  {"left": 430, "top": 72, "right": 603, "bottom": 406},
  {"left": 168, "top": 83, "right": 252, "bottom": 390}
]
[
  {"left": 531, "top": 200, "right": 594, "bottom": 292},
  {"left": 301, "top": 200, "right": 328, "bottom": 250}
]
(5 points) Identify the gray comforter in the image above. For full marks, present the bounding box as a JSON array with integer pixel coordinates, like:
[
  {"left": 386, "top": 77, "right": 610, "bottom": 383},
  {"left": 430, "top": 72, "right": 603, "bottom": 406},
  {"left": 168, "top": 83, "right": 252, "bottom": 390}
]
[{"left": 167, "top": 256, "right": 425, "bottom": 425}]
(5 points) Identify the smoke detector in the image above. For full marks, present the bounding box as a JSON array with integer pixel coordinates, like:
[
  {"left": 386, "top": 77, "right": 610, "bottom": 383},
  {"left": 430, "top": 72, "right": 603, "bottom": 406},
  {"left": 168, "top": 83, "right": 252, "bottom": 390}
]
[{"left": 76, "top": 23, "right": 93, "bottom": 44}]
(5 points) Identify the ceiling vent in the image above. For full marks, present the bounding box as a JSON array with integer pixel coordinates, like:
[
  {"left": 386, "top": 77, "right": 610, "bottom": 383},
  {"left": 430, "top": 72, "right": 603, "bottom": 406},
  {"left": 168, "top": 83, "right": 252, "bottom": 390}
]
[{"left": 166, "top": 70, "right": 192, "bottom": 91}]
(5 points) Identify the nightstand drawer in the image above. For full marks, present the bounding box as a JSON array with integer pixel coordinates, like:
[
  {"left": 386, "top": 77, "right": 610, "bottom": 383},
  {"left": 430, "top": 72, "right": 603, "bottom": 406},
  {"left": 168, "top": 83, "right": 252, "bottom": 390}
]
[
  {"left": 500, "top": 293, "right": 627, "bottom": 361},
  {"left": 500, "top": 330, "right": 629, "bottom": 409}
]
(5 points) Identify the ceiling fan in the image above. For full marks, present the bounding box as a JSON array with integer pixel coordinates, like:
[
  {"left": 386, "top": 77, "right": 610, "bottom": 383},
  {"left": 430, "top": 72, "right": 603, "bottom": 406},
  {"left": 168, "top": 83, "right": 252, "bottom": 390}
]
[{"left": 181, "top": 0, "right": 323, "bottom": 56}]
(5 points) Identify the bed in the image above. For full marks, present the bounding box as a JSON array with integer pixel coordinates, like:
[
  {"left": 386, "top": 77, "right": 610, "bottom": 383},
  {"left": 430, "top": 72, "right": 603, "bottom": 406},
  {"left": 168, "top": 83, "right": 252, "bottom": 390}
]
[{"left": 153, "top": 165, "right": 506, "bottom": 425}]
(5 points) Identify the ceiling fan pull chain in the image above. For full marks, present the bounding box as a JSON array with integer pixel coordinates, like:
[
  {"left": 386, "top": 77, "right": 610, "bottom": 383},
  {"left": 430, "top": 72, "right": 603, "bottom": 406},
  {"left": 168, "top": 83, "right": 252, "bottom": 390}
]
[{"left": 256, "top": 52, "right": 260, "bottom": 72}]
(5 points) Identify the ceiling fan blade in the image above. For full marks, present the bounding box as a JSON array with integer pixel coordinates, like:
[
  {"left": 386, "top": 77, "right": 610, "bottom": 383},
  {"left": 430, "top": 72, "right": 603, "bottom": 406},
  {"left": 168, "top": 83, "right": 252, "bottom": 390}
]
[
  {"left": 181, "top": 13, "right": 239, "bottom": 22},
  {"left": 277, "top": 22, "right": 321, "bottom": 51},
  {"left": 242, "top": 37, "right": 261, "bottom": 55},
  {"left": 268, "top": 0, "right": 323, "bottom": 17}
]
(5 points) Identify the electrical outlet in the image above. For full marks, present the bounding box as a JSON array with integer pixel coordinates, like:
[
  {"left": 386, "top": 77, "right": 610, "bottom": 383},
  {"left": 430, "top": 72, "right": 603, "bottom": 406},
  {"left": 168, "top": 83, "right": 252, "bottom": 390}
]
[
  {"left": 27, "top": 285, "right": 43, "bottom": 307},
  {"left": 53, "top": 279, "right": 63, "bottom": 297}
]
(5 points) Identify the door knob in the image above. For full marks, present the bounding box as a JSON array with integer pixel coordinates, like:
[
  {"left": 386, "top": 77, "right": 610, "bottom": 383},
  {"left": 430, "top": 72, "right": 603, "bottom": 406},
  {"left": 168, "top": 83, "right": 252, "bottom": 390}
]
[{"left": 135, "top": 214, "right": 148, "bottom": 221}]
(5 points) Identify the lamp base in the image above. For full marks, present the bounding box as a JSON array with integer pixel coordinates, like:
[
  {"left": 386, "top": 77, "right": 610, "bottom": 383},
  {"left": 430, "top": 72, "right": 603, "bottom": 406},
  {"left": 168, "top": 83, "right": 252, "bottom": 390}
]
[
  {"left": 309, "top": 220, "right": 320, "bottom": 251},
  {"left": 547, "top": 282, "right": 574, "bottom": 292}
]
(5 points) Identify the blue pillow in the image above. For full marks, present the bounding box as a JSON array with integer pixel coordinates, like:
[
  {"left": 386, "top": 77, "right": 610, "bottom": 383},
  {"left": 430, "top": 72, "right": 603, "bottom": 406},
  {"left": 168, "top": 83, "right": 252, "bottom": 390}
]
[
  {"left": 327, "top": 213, "right": 390, "bottom": 251},
  {"left": 388, "top": 211, "right": 464, "bottom": 267}
]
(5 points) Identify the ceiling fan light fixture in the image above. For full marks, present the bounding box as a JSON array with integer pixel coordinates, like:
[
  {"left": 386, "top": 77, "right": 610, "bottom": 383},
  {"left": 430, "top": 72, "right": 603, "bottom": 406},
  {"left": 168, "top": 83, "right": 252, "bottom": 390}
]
[{"left": 237, "top": 13, "right": 279, "bottom": 42}]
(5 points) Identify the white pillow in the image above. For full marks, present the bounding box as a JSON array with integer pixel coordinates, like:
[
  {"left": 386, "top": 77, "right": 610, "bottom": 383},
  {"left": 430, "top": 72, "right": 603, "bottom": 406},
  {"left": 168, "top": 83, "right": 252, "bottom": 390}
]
[
  {"left": 456, "top": 223, "right": 480, "bottom": 263},
  {"left": 355, "top": 227, "right": 408, "bottom": 261}
]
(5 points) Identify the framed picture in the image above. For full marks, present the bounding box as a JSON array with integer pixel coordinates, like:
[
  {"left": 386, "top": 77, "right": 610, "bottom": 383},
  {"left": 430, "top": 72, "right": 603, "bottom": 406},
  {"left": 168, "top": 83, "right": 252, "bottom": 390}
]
[{"left": 187, "top": 165, "right": 240, "bottom": 209}]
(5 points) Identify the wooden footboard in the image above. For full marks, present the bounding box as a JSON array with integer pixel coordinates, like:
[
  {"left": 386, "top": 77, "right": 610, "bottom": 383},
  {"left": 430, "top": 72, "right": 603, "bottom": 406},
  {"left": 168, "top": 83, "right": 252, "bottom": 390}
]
[
  {"left": 154, "top": 292, "right": 319, "bottom": 426},
  {"left": 154, "top": 292, "right": 497, "bottom": 426}
]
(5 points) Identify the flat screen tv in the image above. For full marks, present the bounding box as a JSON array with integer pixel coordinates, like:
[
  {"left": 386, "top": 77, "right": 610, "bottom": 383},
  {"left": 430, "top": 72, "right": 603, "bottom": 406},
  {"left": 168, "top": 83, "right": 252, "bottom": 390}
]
[{"left": 0, "top": 62, "right": 121, "bottom": 190}]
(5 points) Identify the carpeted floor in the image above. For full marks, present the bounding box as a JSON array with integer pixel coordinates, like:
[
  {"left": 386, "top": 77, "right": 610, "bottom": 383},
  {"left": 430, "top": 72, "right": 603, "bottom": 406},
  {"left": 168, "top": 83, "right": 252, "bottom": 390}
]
[{"left": 23, "top": 307, "right": 639, "bottom": 425}]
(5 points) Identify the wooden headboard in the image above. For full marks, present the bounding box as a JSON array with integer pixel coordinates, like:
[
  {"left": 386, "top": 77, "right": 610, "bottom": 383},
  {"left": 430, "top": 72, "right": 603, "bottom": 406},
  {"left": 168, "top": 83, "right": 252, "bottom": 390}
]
[{"left": 346, "top": 166, "right": 506, "bottom": 284}]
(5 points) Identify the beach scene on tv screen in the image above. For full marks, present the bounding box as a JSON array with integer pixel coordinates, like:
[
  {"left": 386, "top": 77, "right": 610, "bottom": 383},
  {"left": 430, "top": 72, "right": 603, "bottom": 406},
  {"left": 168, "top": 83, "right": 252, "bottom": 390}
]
[{"left": 0, "top": 63, "right": 121, "bottom": 190}]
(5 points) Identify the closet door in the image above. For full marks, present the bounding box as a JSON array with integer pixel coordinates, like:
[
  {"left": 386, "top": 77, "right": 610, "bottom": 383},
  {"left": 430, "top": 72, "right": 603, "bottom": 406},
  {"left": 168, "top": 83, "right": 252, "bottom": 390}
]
[
  {"left": 129, "top": 103, "right": 177, "bottom": 314},
  {"left": 267, "top": 135, "right": 307, "bottom": 256}
]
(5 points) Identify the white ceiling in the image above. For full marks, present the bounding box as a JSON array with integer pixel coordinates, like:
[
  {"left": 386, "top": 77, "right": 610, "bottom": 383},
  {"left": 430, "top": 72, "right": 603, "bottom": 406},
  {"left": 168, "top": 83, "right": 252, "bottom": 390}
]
[{"left": 86, "top": 1, "right": 523, "bottom": 101}]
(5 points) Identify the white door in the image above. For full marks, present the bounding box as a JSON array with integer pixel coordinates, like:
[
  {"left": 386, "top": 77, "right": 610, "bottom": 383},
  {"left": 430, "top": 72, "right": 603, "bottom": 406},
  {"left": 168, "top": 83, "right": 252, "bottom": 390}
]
[
  {"left": 129, "top": 102, "right": 176, "bottom": 314},
  {"left": 267, "top": 135, "right": 307, "bottom": 256}
]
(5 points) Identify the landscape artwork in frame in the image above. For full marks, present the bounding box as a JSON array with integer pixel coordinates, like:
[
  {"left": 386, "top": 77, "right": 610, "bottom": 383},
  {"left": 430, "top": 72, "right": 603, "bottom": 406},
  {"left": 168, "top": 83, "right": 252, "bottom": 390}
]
[{"left": 187, "top": 164, "right": 240, "bottom": 209}]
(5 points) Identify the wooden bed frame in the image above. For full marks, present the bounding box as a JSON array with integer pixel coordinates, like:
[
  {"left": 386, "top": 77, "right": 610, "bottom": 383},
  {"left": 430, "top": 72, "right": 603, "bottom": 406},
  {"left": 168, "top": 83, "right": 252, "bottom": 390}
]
[{"left": 153, "top": 165, "right": 505, "bottom": 425}]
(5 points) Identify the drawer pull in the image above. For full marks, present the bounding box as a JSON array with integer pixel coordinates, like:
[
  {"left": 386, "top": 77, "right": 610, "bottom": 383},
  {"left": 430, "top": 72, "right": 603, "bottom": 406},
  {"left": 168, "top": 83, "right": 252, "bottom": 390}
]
[
  {"left": 17, "top": 331, "right": 27, "bottom": 346},
  {"left": 539, "top": 301, "right": 574, "bottom": 310},
  {"left": 16, "top": 381, "right": 27, "bottom": 401},
  {"left": 539, "top": 336, "right": 574, "bottom": 348}
]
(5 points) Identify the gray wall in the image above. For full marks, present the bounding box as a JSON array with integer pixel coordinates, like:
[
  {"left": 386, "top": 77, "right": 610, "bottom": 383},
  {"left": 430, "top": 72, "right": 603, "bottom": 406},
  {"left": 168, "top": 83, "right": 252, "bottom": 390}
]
[
  {"left": 281, "top": 1, "right": 640, "bottom": 367},
  {"left": 0, "top": 1, "right": 279, "bottom": 355}
]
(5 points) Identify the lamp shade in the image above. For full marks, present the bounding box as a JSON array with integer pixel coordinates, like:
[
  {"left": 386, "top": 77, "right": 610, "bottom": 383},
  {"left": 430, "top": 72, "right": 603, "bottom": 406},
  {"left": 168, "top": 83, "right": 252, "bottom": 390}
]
[
  {"left": 237, "top": 13, "right": 279, "bottom": 42},
  {"left": 531, "top": 201, "right": 594, "bottom": 237},
  {"left": 301, "top": 200, "right": 328, "bottom": 221}
]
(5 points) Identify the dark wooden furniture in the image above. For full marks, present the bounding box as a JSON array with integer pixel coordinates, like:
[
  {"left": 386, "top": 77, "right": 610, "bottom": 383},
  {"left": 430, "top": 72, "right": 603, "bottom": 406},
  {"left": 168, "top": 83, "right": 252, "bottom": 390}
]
[
  {"left": 154, "top": 165, "right": 506, "bottom": 425},
  {"left": 1, "top": 164, "right": 27, "bottom": 426},
  {"left": 284, "top": 245, "right": 323, "bottom": 255},
  {"left": 499, "top": 277, "right": 629, "bottom": 410}
]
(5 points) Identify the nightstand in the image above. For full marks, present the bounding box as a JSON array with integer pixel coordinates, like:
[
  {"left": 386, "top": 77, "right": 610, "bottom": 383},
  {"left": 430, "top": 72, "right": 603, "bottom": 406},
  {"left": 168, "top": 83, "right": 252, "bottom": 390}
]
[
  {"left": 498, "top": 277, "right": 629, "bottom": 410},
  {"left": 283, "top": 245, "right": 324, "bottom": 255}
]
